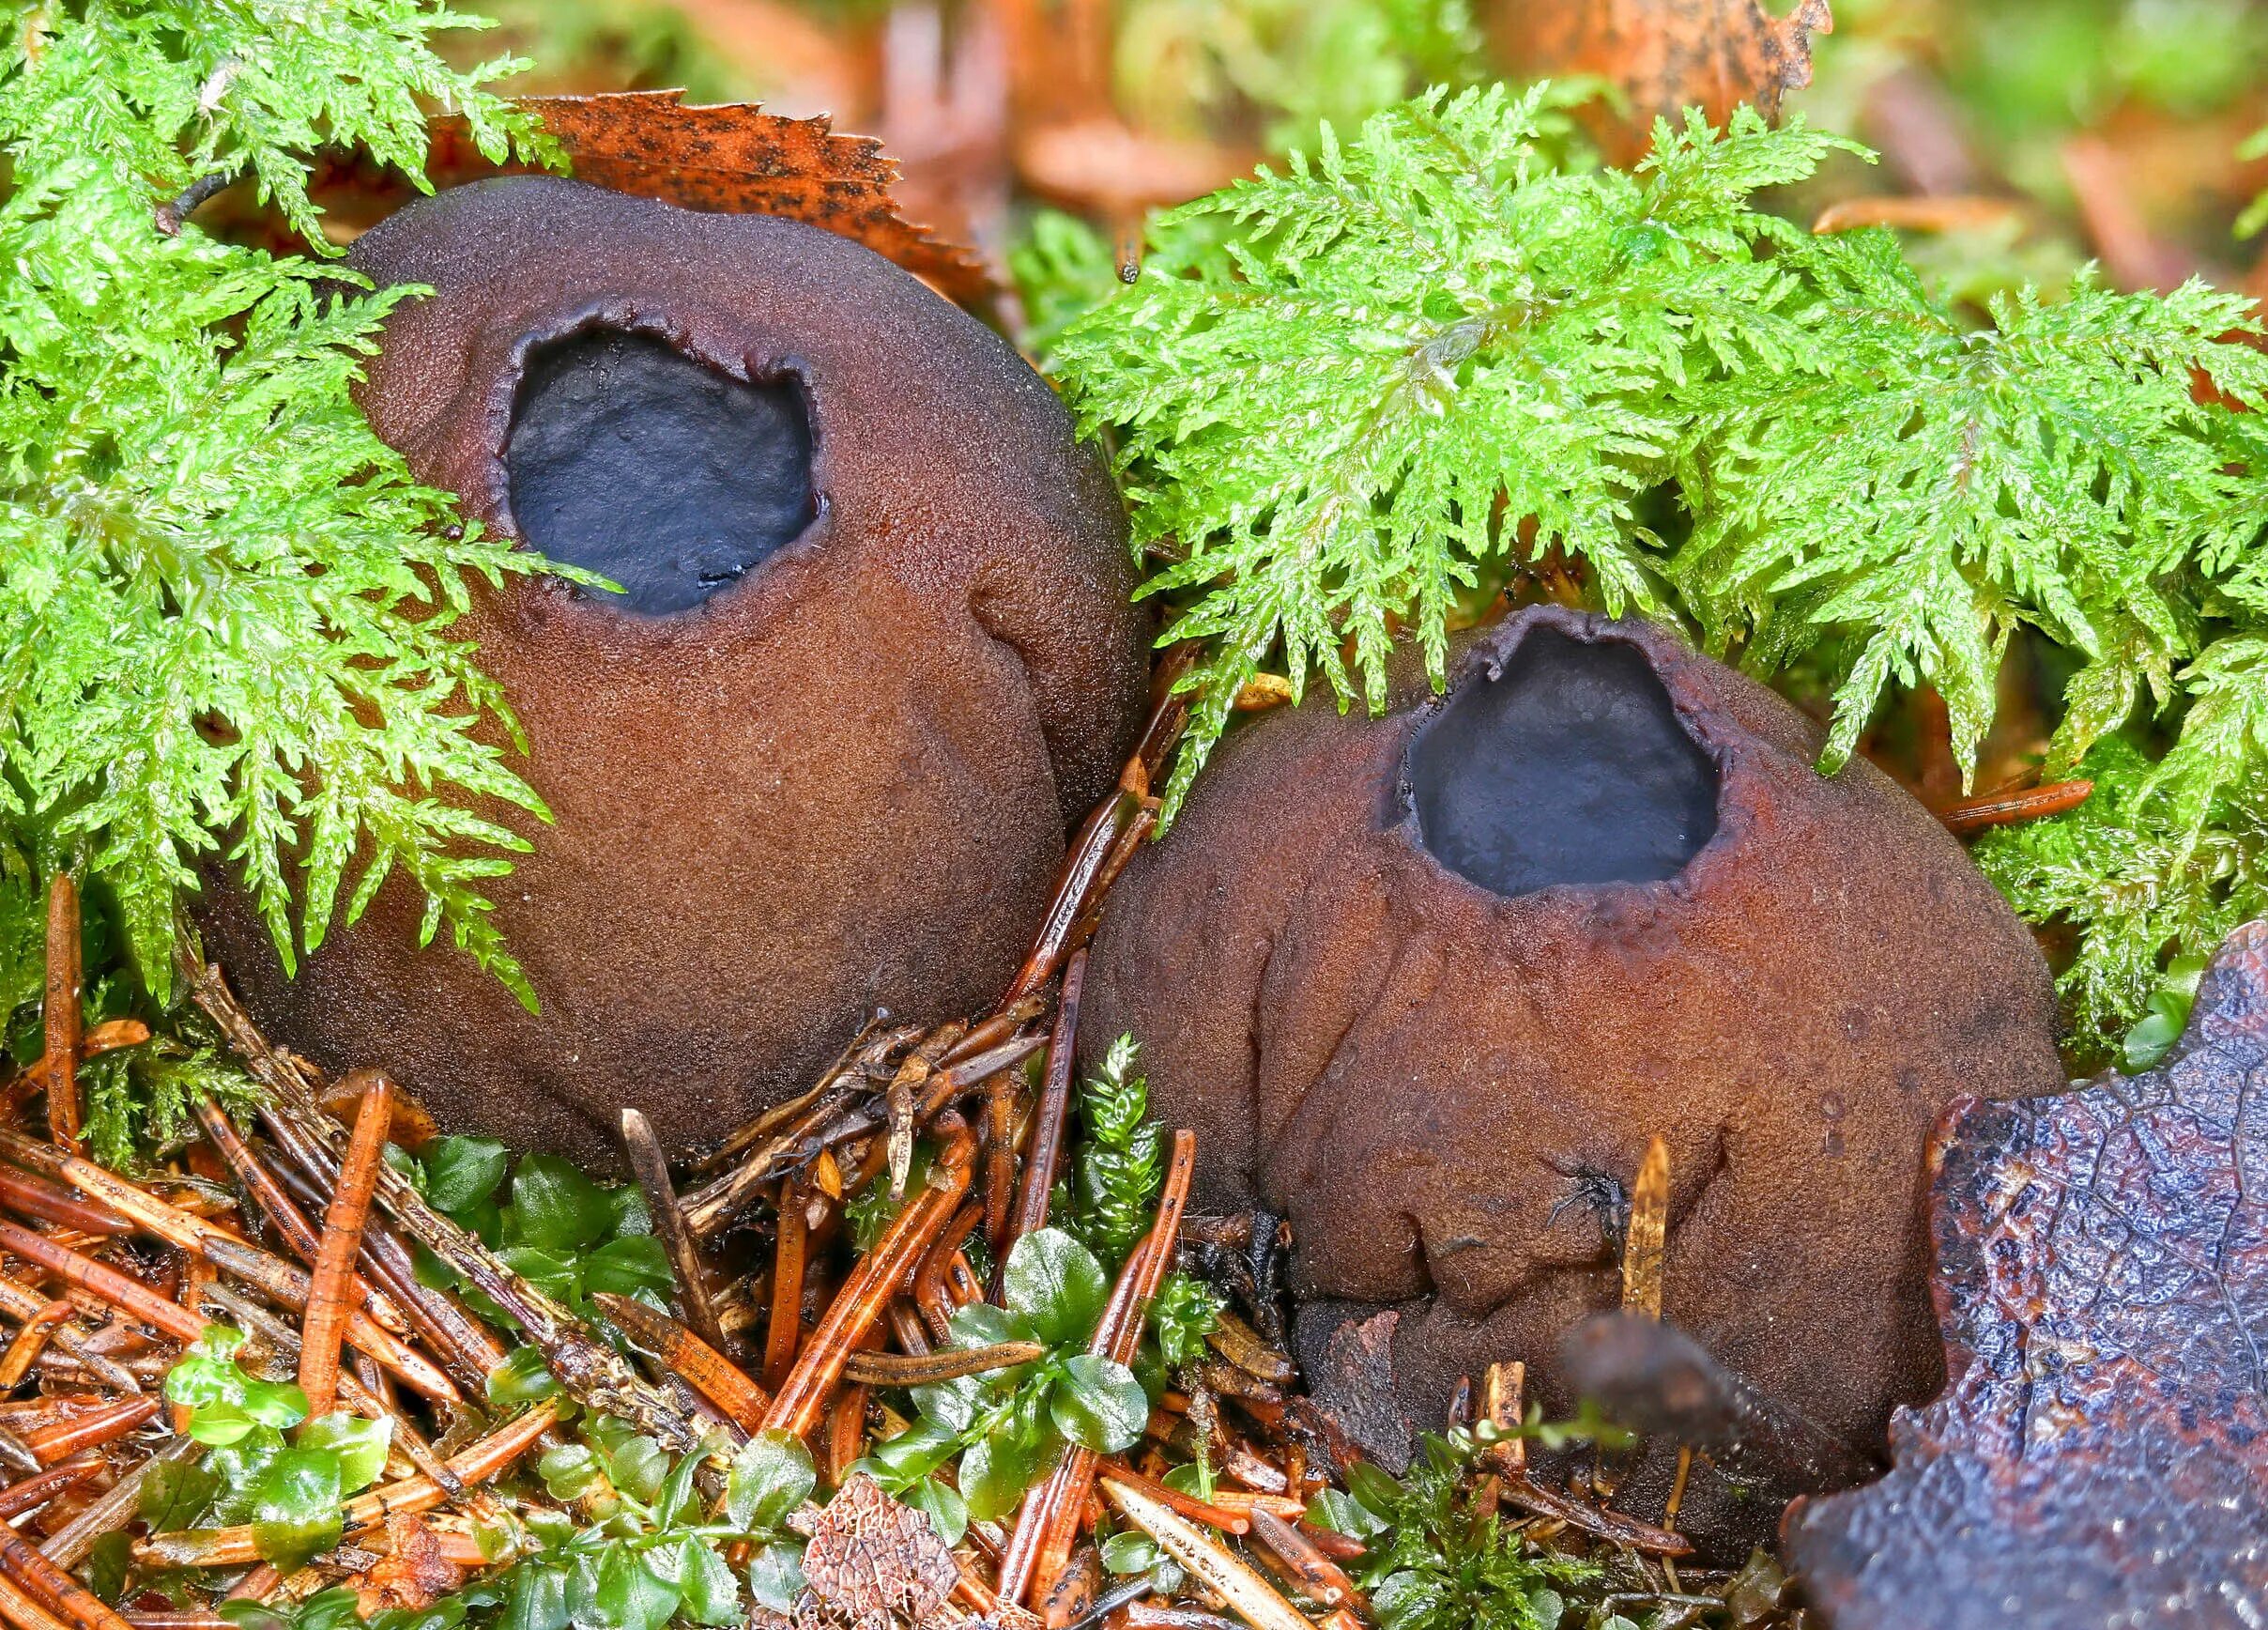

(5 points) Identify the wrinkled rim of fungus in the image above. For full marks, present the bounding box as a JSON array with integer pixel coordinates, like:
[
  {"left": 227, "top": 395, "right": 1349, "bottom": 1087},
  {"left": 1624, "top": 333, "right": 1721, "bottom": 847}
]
[
  {"left": 1393, "top": 608, "right": 1755, "bottom": 907},
  {"left": 480, "top": 304, "right": 832, "bottom": 614}
]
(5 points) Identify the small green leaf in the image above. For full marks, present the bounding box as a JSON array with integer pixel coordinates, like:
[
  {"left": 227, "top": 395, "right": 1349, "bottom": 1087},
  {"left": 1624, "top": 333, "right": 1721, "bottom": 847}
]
[
  {"left": 251, "top": 1446, "right": 345, "bottom": 1569},
  {"left": 537, "top": 1443, "right": 604, "bottom": 1501},
  {"left": 960, "top": 1426, "right": 1053, "bottom": 1523},
  {"left": 677, "top": 1537, "right": 743, "bottom": 1625},
  {"left": 605, "top": 1436, "right": 669, "bottom": 1505},
  {"left": 488, "top": 1347, "right": 562, "bottom": 1407},
  {"left": 1050, "top": 1355, "right": 1149, "bottom": 1453},
  {"left": 1345, "top": 1461, "right": 1406, "bottom": 1521},
  {"left": 595, "top": 1544, "right": 680, "bottom": 1630},
  {"left": 298, "top": 1411, "right": 391, "bottom": 1492},
  {"left": 1306, "top": 1487, "right": 1388, "bottom": 1541},
  {"left": 500, "top": 1564, "right": 570, "bottom": 1630},
  {"left": 423, "top": 1136, "right": 511, "bottom": 1217},
  {"left": 744, "top": 1541, "right": 806, "bottom": 1613},
  {"left": 727, "top": 1430, "right": 815, "bottom": 1533},
  {"left": 1100, "top": 1530, "right": 1161, "bottom": 1574},
  {"left": 508, "top": 1155, "right": 613, "bottom": 1253},
  {"left": 582, "top": 1235, "right": 675, "bottom": 1299},
  {"left": 862, "top": 1416, "right": 959, "bottom": 1483},
  {"left": 1003, "top": 1228, "right": 1111, "bottom": 1348}
]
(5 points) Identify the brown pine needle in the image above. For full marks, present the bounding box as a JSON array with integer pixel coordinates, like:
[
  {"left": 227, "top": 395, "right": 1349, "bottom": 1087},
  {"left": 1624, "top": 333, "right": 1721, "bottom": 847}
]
[
  {"left": 617, "top": 1108, "right": 728, "bottom": 1356},
  {"left": 21, "top": 1397, "right": 158, "bottom": 1466},
  {"left": 1094, "top": 1462, "right": 1250, "bottom": 1534},
  {"left": 1935, "top": 777, "right": 2095, "bottom": 835},
  {"left": 839, "top": 1340, "right": 1045, "bottom": 1386},
  {"left": 0, "top": 1125, "right": 453, "bottom": 1400},
  {"left": 1002, "top": 948, "right": 1084, "bottom": 1278},
  {"left": 40, "top": 877, "right": 80, "bottom": 1157},
  {"left": 0, "top": 1526, "right": 133, "bottom": 1630},
  {"left": 762, "top": 1179, "right": 811, "bottom": 1393},
  {"left": 760, "top": 1119, "right": 975, "bottom": 1441},
  {"left": 0, "top": 1219, "right": 209, "bottom": 1346},
  {"left": 0, "top": 1461, "right": 103, "bottom": 1524},
  {"left": 301, "top": 1070, "right": 393, "bottom": 1418},
  {"left": 0, "top": 1568, "right": 77, "bottom": 1630},
  {"left": 1623, "top": 1134, "right": 1669, "bottom": 1320},
  {"left": 1099, "top": 1478, "right": 1319, "bottom": 1630},
  {"left": 591, "top": 1293, "right": 769, "bottom": 1434}
]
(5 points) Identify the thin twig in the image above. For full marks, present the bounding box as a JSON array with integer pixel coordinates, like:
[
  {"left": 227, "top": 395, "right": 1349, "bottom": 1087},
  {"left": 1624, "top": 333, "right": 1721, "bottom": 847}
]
[
  {"left": 761, "top": 1177, "right": 812, "bottom": 1394},
  {"left": 1002, "top": 1130, "right": 1196, "bottom": 1604},
  {"left": 619, "top": 1108, "right": 728, "bottom": 1356},
  {"left": 1935, "top": 777, "right": 2094, "bottom": 835},
  {"left": 135, "top": 1404, "right": 560, "bottom": 1569},
  {"left": 1000, "top": 948, "right": 1085, "bottom": 1286}
]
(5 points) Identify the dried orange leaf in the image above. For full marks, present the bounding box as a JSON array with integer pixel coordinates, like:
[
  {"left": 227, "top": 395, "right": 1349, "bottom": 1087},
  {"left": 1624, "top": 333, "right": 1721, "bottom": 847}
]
[
  {"left": 1497, "top": 0, "right": 1833, "bottom": 161},
  {"left": 423, "top": 92, "right": 990, "bottom": 307}
]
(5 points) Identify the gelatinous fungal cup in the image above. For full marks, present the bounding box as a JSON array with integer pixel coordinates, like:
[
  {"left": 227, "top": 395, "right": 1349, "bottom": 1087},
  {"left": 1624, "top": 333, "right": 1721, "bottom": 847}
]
[
  {"left": 195, "top": 177, "right": 1150, "bottom": 1168},
  {"left": 1082, "top": 605, "right": 2065, "bottom": 1556}
]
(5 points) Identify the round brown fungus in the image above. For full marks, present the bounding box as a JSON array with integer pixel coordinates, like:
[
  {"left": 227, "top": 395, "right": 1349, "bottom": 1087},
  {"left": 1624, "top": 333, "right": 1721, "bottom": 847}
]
[
  {"left": 1081, "top": 604, "right": 2064, "bottom": 1556},
  {"left": 196, "top": 176, "right": 1150, "bottom": 1169}
]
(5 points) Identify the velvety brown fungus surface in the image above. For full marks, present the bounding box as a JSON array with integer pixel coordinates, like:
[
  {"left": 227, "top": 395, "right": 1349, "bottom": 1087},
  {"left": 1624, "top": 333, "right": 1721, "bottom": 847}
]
[
  {"left": 1082, "top": 605, "right": 2064, "bottom": 1557},
  {"left": 196, "top": 177, "right": 1149, "bottom": 1168}
]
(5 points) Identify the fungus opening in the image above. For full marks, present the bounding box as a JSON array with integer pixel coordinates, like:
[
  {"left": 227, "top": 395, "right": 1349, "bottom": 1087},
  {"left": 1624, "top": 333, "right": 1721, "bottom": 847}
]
[
  {"left": 506, "top": 329, "right": 815, "bottom": 614},
  {"left": 1408, "top": 628, "right": 1719, "bottom": 895}
]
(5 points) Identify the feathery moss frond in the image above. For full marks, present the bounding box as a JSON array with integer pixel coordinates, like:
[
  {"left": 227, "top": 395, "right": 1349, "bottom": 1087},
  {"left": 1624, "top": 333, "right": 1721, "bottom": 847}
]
[{"left": 1, "top": 2, "right": 565, "bottom": 1005}]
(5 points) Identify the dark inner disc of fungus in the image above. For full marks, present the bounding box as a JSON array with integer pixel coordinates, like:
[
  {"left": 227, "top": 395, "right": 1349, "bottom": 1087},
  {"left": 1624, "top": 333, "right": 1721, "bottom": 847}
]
[
  {"left": 506, "top": 328, "right": 815, "bottom": 614},
  {"left": 1408, "top": 627, "right": 1720, "bottom": 894}
]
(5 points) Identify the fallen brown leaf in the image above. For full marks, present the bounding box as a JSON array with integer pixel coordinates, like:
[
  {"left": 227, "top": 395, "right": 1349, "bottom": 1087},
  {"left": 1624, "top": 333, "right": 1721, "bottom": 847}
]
[
  {"left": 1494, "top": 0, "right": 1833, "bottom": 162},
  {"left": 1784, "top": 917, "right": 2268, "bottom": 1628},
  {"left": 353, "top": 1515, "right": 470, "bottom": 1617},
  {"left": 789, "top": 1471, "right": 959, "bottom": 1630},
  {"left": 422, "top": 91, "right": 990, "bottom": 307}
]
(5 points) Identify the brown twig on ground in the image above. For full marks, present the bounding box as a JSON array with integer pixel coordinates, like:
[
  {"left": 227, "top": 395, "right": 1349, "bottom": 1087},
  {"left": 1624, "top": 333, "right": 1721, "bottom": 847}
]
[
  {"left": 0, "top": 1461, "right": 101, "bottom": 1524},
  {"left": 592, "top": 1293, "right": 768, "bottom": 1435},
  {"left": 0, "top": 1127, "right": 455, "bottom": 1402},
  {"left": 761, "top": 1117, "right": 975, "bottom": 1441},
  {"left": 1935, "top": 778, "right": 2094, "bottom": 835},
  {"left": 1099, "top": 1478, "right": 1317, "bottom": 1630},
  {"left": 1248, "top": 1508, "right": 1363, "bottom": 1612},
  {"left": 618, "top": 1109, "right": 729, "bottom": 1355},
  {"left": 300, "top": 1070, "right": 391, "bottom": 1419},
  {"left": 1000, "top": 1130, "right": 1196, "bottom": 1605},
  {"left": 21, "top": 1396, "right": 158, "bottom": 1465},
  {"left": 1000, "top": 948, "right": 1084, "bottom": 1286},
  {"left": 1094, "top": 1462, "right": 1250, "bottom": 1534},
  {"left": 0, "top": 1567, "right": 79, "bottom": 1630},
  {"left": 41, "top": 878, "right": 81, "bottom": 1156},
  {"left": 40, "top": 1437, "right": 199, "bottom": 1568}
]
